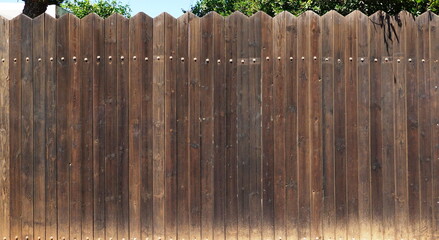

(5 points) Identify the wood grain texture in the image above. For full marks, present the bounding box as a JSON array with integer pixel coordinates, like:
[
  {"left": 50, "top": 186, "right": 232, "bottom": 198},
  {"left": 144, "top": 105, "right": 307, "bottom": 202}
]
[
  {"left": 56, "top": 14, "right": 71, "bottom": 240},
  {"left": 380, "top": 12, "right": 395, "bottom": 240},
  {"left": 164, "top": 13, "right": 177, "bottom": 240},
  {"left": 333, "top": 11, "right": 347, "bottom": 240},
  {"left": 152, "top": 13, "right": 166, "bottom": 240},
  {"left": 1, "top": 11, "right": 438, "bottom": 240},
  {"left": 309, "top": 11, "right": 322, "bottom": 240},
  {"left": 176, "top": 12, "right": 190, "bottom": 240},
  {"left": 140, "top": 14, "right": 154, "bottom": 240},
  {"left": 345, "top": 11, "right": 359, "bottom": 240},
  {"left": 225, "top": 12, "right": 238, "bottom": 240},
  {"left": 104, "top": 14, "right": 118, "bottom": 240},
  {"left": 321, "top": 12, "right": 335, "bottom": 240},
  {"left": 392, "top": 12, "right": 410, "bottom": 239},
  {"left": 403, "top": 10, "right": 420, "bottom": 240},
  {"left": 212, "top": 11, "right": 226, "bottom": 240},
  {"left": 356, "top": 10, "right": 372, "bottom": 240},
  {"left": 200, "top": 12, "right": 215, "bottom": 240},
  {"left": 69, "top": 14, "right": 81, "bottom": 240},
  {"left": 79, "top": 13, "right": 95, "bottom": 240},
  {"left": 260, "top": 11, "right": 274, "bottom": 240},
  {"left": 128, "top": 13, "right": 142, "bottom": 240},
  {"left": 92, "top": 14, "right": 106, "bottom": 240},
  {"left": 44, "top": 14, "right": 57, "bottom": 240},
  {"left": 297, "top": 12, "right": 311, "bottom": 240},
  {"left": 284, "top": 11, "right": 298, "bottom": 240},
  {"left": 20, "top": 14, "right": 33, "bottom": 240},
  {"left": 0, "top": 15, "right": 9, "bottom": 240},
  {"left": 9, "top": 14, "right": 23, "bottom": 240},
  {"left": 272, "top": 12, "right": 286, "bottom": 240},
  {"left": 248, "top": 11, "right": 262, "bottom": 240},
  {"left": 369, "top": 11, "right": 384, "bottom": 240},
  {"left": 32, "top": 14, "right": 46, "bottom": 240},
  {"left": 430, "top": 12, "right": 439, "bottom": 240},
  {"left": 116, "top": 14, "right": 129, "bottom": 240}
]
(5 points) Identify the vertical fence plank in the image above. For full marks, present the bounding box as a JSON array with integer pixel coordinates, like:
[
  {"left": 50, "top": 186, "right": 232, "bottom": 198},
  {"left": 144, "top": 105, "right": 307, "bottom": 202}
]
[
  {"left": 79, "top": 14, "right": 95, "bottom": 240},
  {"left": 93, "top": 14, "right": 106, "bottom": 240},
  {"left": 200, "top": 12, "right": 215, "bottom": 240},
  {"left": 188, "top": 13, "right": 201, "bottom": 240},
  {"left": 309, "top": 11, "right": 322, "bottom": 240},
  {"left": 9, "top": 14, "right": 22, "bottom": 240},
  {"left": 260, "top": 12, "right": 274, "bottom": 240},
  {"left": 369, "top": 11, "right": 384, "bottom": 240},
  {"left": 152, "top": 13, "right": 166, "bottom": 240},
  {"left": 9, "top": 15, "right": 22, "bottom": 240},
  {"left": 297, "top": 11, "right": 311, "bottom": 240},
  {"left": 272, "top": 12, "right": 286, "bottom": 240},
  {"left": 32, "top": 14, "right": 46, "bottom": 240},
  {"left": 235, "top": 11, "right": 250, "bottom": 240},
  {"left": 128, "top": 13, "right": 142, "bottom": 240},
  {"left": 44, "top": 13, "right": 57, "bottom": 240},
  {"left": 333, "top": 11, "right": 348, "bottom": 240},
  {"left": 176, "top": 12, "right": 190, "bottom": 240},
  {"left": 164, "top": 13, "right": 177, "bottom": 240},
  {"left": 212, "top": 12, "right": 226, "bottom": 240},
  {"left": 380, "top": 12, "right": 396, "bottom": 240},
  {"left": 116, "top": 14, "right": 130, "bottom": 240},
  {"left": 0, "top": 15, "right": 9, "bottom": 240},
  {"left": 225, "top": 12, "right": 238, "bottom": 240},
  {"left": 345, "top": 11, "right": 359, "bottom": 240},
  {"left": 321, "top": 12, "right": 335, "bottom": 240},
  {"left": 56, "top": 14, "right": 70, "bottom": 240},
  {"left": 405, "top": 11, "right": 419, "bottom": 240},
  {"left": 20, "top": 14, "right": 33, "bottom": 240},
  {"left": 356, "top": 11, "right": 372, "bottom": 240},
  {"left": 248, "top": 11, "right": 262, "bottom": 240},
  {"left": 69, "top": 14, "right": 81, "bottom": 240},
  {"left": 416, "top": 12, "right": 430, "bottom": 240},
  {"left": 393, "top": 11, "right": 410, "bottom": 240},
  {"left": 104, "top": 14, "right": 118, "bottom": 240},
  {"left": 284, "top": 11, "right": 298, "bottom": 240},
  {"left": 140, "top": 14, "right": 154, "bottom": 240},
  {"left": 430, "top": 11, "right": 439, "bottom": 240}
]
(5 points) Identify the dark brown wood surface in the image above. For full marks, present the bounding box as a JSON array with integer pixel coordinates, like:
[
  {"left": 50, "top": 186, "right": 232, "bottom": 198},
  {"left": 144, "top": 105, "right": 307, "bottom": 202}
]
[{"left": 0, "top": 11, "right": 437, "bottom": 240}]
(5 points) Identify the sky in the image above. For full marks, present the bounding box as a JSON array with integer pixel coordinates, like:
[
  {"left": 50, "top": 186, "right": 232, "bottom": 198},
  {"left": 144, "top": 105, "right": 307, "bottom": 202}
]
[{"left": 0, "top": 0, "right": 195, "bottom": 18}]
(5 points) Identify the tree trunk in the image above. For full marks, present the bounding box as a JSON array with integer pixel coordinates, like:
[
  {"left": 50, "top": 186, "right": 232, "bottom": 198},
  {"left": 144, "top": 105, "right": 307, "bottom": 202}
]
[{"left": 22, "top": 0, "right": 61, "bottom": 18}]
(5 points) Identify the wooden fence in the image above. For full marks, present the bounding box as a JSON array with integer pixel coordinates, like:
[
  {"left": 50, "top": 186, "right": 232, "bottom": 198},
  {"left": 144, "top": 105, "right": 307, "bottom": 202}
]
[{"left": 0, "top": 10, "right": 438, "bottom": 240}]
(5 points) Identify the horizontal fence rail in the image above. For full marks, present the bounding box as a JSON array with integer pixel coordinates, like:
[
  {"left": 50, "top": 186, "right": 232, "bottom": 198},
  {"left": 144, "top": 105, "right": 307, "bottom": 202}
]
[{"left": 0, "top": 10, "right": 439, "bottom": 240}]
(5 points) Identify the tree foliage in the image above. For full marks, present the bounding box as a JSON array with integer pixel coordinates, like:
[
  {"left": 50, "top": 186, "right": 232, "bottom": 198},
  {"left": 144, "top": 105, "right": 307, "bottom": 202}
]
[
  {"left": 189, "top": 0, "right": 439, "bottom": 16},
  {"left": 61, "top": 0, "right": 131, "bottom": 18}
]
